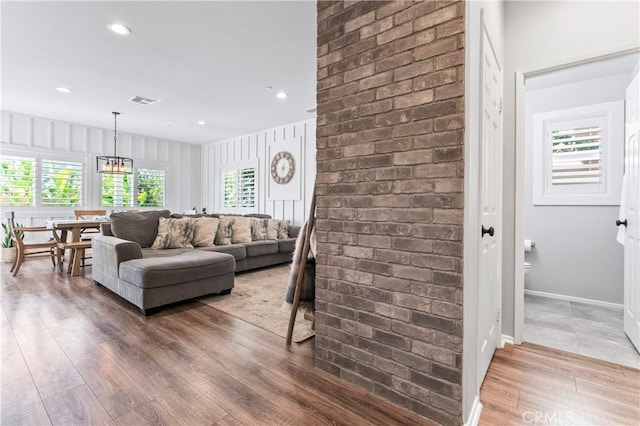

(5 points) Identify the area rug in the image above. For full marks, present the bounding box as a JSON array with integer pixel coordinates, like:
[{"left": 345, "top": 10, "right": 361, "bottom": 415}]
[{"left": 197, "top": 264, "right": 315, "bottom": 343}]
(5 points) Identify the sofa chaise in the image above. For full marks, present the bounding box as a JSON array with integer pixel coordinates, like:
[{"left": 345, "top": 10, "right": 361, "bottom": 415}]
[{"left": 92, "top": 210, "right": 299, "bottom": 315}]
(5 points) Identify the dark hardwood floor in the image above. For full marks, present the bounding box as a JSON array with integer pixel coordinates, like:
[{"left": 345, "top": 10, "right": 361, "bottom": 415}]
[
  {"left": 480, "top": 343, "right": 640, "bottom": 425},
  {"left": 1, "top": 259, "right": 428, "bottom": 425},
  {"left": 2, "top": 259, "right": 638, "bottom": 425}
]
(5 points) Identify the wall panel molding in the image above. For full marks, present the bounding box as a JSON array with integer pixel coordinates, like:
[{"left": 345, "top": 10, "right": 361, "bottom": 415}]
[
  {"left": 0, "top": 110, "right": 202, "bottom": 220},
  {"left": 202, "top": 119, "right": 316, "bottom": 224}
]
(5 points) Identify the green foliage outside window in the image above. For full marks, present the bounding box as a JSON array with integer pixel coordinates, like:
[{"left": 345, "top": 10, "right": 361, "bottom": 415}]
[
  {"left": 41, "top": 159, "right": 82, "bottom": 207},
  {"left": 101, "top": 174, "right": 133, "bottom": 207},
  {"left": 0, "top": 158, "right": 35, "bottom": 206},
  {"left": 223, "top": 170, "right": 237, "bottom": 208},
  {"left": 223, "top": 167, "right": 255, "bottom": 208},
  {"left": 137, "top": 169, "right": 164, "bottom": 207}
]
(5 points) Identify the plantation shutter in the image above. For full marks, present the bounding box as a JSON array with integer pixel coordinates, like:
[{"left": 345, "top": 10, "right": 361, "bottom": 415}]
[
  {"left": 223, "top": 170, "right": 238, "bottom": 208},
  {"left": 238, "top": 168, "right": 255, "bottom": 208},
  {"left": 137, "top": 168, "right": 165, "bottom": 207},
  {"left": 41, "top": 159, "right": 83, "bottom": 207},
  {"left": 550, "top": 126, "right": 601, "bottom": 185},
  {"left": 0, "top": 155, "right": 36, "bottom": 207},
  {"left": 223, "top": 167, "right": 256, "bottom": 208},
  {"left": 101, "top": 174, "right": 133, "bottom": 207}
]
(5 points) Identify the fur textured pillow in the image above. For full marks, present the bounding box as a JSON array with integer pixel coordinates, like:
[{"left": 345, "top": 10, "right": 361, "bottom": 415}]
[
  {"left": 191, "top": 217, "right": 219, "bottom": 247},
  {"left": 278, "top": 220, "right": 290, "bottom": 239},
  {"left": 215, "top": 217, "right": 235, "bottom": 245},
  {"left": 266, "top": 219, "right": 280, "bottom": 240},
  {"left": 151, "top": 218, "right": 195, "bottom": 249},
  {"left": 231, "top": 217, "right": 252, "bottom": 244},
  {"left": 250, "top": 218, "right": 269, "bottom": 241}
]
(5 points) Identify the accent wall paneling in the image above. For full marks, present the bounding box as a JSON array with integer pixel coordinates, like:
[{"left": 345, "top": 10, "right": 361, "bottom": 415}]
[
  {"left": 202, "top": 119, "right": 316, "bottom": 225},
  {"left": 0, "top": 111, "right": 202, "bottom": 230}
]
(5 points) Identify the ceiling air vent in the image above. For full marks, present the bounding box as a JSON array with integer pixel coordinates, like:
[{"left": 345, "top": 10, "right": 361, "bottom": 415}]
[{"left": 128, "top": 95, "right": 160, "bottom": 106}]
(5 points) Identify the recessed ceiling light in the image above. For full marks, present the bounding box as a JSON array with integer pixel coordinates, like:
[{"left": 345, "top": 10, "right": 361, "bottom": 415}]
[
  {"left": 56, "top": 87, "right": 72, "bottom": 93},
  {"left": 197, "top": 121, "right": 206, "bottom": 125},
  {"left": 276, "top": 91, "right": 288, "bottom": 99},
  {"left": 107, "top": 22, "right": 132, "bottom": 35}
]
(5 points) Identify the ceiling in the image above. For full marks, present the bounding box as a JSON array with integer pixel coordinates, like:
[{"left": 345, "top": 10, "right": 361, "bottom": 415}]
[
  {"left": 1, "top": 1, "right": 317, "bottom": 145},
  {"left": 526, "top": 52, "right": 639, "bottom": 91}
]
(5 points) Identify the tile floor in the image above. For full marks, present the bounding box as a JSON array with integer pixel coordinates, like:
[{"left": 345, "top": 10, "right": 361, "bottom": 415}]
[{"left": 524, "top": 294, "right": 640, "bottom": 369}]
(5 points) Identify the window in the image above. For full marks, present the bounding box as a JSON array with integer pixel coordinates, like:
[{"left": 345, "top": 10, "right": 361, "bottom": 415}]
[
  {"left": 0, "top": 155, "right": 36, "bottom": 206},
  {"left": 101, "top": 174, "right": 133, "bottom": 207},
  {"left": 223, "top": 167, "right": 256, "bottom": 208},
  {"left": 137, "top": 168, "right": 165, "bottom": 207},
  {"left": 100, "top": 167, "right": 166, "bottom": 208},
  {"left": 533, "top": 101, "right": 624, "bottom": 205},
  {"left": 550, "top": 126, "right": 601, "bottom": 185},
  {"left": 0, "top": 154, "right": 83, "bottom": 207},
  {"left": 41, "top": 159, "right": 83, "bottom": 207}
]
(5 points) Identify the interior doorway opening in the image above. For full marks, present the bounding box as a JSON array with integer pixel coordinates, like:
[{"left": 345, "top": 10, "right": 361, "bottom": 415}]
[{"left": 514, "top": 50, "right": 640, "bottom": 369}]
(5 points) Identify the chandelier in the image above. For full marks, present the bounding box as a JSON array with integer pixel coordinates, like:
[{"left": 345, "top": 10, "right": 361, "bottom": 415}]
[{"left": 96, "top": 111, "right": 133, "bottom": 174}]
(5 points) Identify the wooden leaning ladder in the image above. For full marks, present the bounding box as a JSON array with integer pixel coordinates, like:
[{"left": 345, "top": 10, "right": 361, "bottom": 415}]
[{"left": 286, "top": 185, "right": 316, "bottom": 346}]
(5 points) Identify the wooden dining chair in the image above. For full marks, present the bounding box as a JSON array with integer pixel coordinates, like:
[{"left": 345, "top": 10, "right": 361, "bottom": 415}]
[
  {"left": 74, "top": 209, "right": 107, "bottom": 220},
  {"left": 72, "top": 209, "right": 107, "bottom": 267},
  {"left": 6, "top": 212, "right": 57, "bottom": 276}
]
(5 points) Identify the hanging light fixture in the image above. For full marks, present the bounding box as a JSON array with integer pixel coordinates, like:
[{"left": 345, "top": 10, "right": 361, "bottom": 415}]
[{"left": 97, "top": 111, "right": 133, "bottom": 174}]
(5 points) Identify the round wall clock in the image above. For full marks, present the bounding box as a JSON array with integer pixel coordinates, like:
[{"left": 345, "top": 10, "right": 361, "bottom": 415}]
[{"left": 271, "top": 151, "right": 296, "bottom": 184}]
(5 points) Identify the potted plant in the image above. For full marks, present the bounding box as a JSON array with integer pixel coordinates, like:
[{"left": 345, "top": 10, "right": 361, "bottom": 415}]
[{"left": 2, "top": 223, "right": 23, "bottom": 264}]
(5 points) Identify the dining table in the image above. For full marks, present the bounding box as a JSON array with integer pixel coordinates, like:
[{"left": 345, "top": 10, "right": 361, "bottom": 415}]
[
  {"left": 46, "top": 218, "right": 110, "bottom": 276},
  {"left": 46, "top": 219, "right": 109, "bottom": 243}
]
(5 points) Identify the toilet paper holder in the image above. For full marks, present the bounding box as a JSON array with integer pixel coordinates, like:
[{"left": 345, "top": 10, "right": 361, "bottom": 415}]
[{"left": 524, "top": 239, "right": 536, "bottom": 252}]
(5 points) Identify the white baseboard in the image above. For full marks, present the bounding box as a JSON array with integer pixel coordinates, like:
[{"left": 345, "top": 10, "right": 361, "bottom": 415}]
[
  {"left": 524, "top": 289, "right": 623, "bottom": 310},
  {"left": 464, "top": 396, "right": 483, "bottom": 426},
  {"left": 501, "top": 335, "right": 515, "bottom": 348}
]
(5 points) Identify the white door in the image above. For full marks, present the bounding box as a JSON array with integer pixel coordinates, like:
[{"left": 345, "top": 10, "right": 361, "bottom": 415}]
[
  {"left": 623, "top": 70, "right": 640, "bottom": 352},
  {"left": 477, "top": 23, "right": 503, "bottom": 383}
]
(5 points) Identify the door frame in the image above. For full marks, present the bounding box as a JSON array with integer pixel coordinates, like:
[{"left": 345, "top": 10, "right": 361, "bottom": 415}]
[{"left": 512, "top": 44, "right": 640, "bottom": 344}]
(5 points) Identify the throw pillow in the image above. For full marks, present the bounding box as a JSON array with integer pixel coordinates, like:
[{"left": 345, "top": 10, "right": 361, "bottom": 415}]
[
  {"left": 215, "top": 217, "right": 235, "bottom": 245},
  {"left": 231, "top": 217, "right": 252, "bottom": 244},
  {"left": 278, "top": 220, "right": 290, "bottom": 239},
  {"left": 191, "top": 217, "right": 219, "bottom": 247},
  {"left": 251, "top": 218, "right": 269, "bottom": 241},
  {"left": 151, "top": 218, "right": 195, "bottom": 249},
  {"left": 110, "top": 210, "right": 171, "bottom": 248},
  {"left": 266, "top": 219, "right": 280, "bottom": 240}
]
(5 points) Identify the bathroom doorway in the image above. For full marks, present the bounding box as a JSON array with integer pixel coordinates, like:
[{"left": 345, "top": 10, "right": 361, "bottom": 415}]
[{"left": 518, "top": 52, "right": 640, "bottom": 368}]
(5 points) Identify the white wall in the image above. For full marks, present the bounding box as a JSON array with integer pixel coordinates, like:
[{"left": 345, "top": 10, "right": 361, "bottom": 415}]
[
  {"left": 201, "top": 119, "right": 316, "bottom": 225},
  {"left": 0, "top": 111, "right": 201, "bottom": 228},
  {"left": 463, "top": 0, "right": 504, "bottom": 423},
  {"left": 525, "top": 73, "right": 629, "bottom": 304},
  {"left": 502, "top": 0, "right": 640, "bottom": 336}
]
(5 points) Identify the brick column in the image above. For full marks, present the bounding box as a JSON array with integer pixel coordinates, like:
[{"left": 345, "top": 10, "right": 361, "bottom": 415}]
[{"left": 315, "top": 1, "right": 465, "bottom": 424}]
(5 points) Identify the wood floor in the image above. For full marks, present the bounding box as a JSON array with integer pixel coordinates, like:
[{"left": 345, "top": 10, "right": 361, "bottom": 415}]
[
  {"left": 1, "top": 260, "right": 427, "bottom": 425},
  {"left": 2, "top": 259, "right": 639, "bottom": 426},
  {"left": 480, "top": 343, "right": 640, "bottom": 425}
]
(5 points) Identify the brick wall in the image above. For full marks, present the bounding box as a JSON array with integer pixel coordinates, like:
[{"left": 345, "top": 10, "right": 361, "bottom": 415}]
[{"left": 315, "top": 1, "right": 465, "bottom": 424}]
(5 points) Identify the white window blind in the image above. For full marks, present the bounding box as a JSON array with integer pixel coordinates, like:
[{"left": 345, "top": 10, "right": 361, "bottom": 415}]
[
  {"left": 137, "top": 168, "right": 165, "bottom": 207},
  {"left": 223, "top": 170, "right": 237, "bottom": 208},
  {"left": 238, "top": 168, "right": 256, "bottom": 208},
  {"left": 0, "top": 155, "right": 36, "bottom": 207},
  {"left": 223, "top": 167, "right": 256, "bottom": 208},
  {"left": 101, "top": 174, "right": 133, "bottom": 207},
  {"left": 41, "top": 159, "right": 83, "bottom": 207},
  {"left": 551, "top": 126, "right": 601, "bottom": 185},
  {"left": 533, "top": 100, "right": 623, "bottom": 205}
]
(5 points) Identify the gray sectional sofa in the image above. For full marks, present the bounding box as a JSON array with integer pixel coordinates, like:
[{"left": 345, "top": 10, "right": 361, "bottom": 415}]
[{"left": 92, "top": 210, "right": 299, "bottom": 315}]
